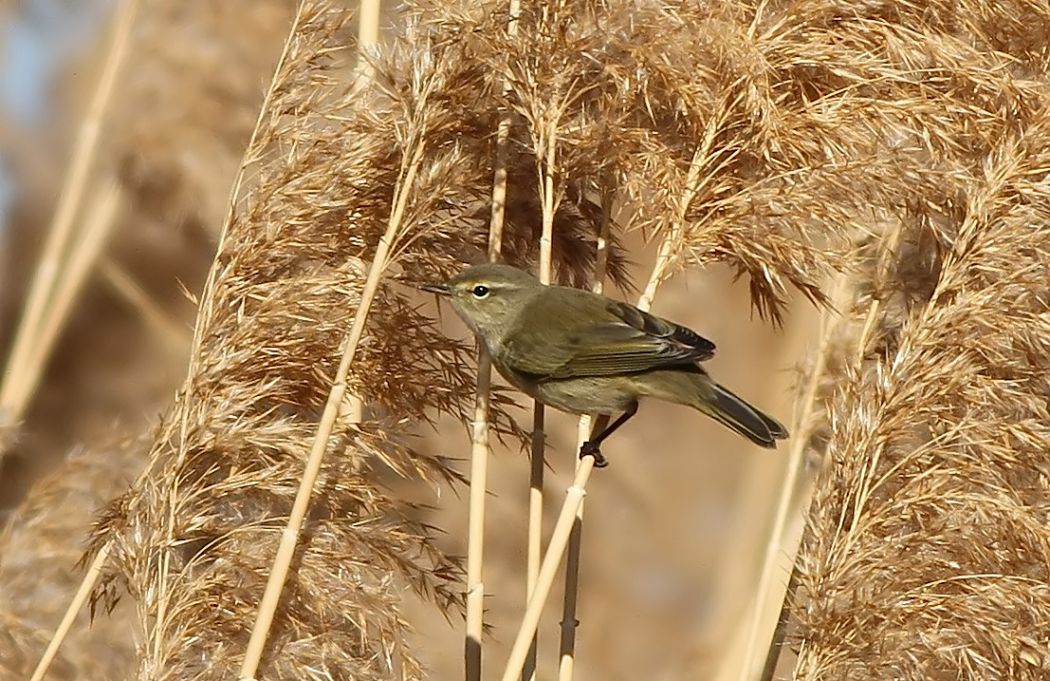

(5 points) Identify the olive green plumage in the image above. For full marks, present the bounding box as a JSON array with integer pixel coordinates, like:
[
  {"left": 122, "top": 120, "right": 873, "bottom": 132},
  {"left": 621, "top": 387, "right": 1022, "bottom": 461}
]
[{"left": 422, "top": 263, "right": 787, "bottom": 454}]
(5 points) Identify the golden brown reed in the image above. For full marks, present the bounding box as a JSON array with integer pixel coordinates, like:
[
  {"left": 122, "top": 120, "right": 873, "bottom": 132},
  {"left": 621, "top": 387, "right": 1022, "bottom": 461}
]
[
  {"left": 793, "top": 117, "right": 1050, "bottom": 678},
  {"left": 90, "top": 3, "right": 560, "bottom": 678},
  {"left": 9, "top": 0, "right": 1050, "bottom": 677},
  {"left": 395, "top": 0, "right": 961, "bottom": 677},
  {"left": 0, "top": 439, "right": 141, "bottom": 680},
  {"left": 1, "top": 0, "right": 302, "bottom": 675},
  {"left": 85, "top": 0, "right": 864, "bottom": 675},
  {"left": 780, "top": 2, "right": 1050, "bottom": 678}
]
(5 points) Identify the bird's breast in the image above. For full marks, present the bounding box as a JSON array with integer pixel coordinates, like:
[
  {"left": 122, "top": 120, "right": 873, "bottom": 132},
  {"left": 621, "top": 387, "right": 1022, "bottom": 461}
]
[
  {"left": 532, "top": 376, "right": 640, "bottom": 415},
  {"left": 490, "top": 355, "right": 540, "bottom": 397},
  {"left": 489, "top": 361, "right": 640, "bottom": 416}
]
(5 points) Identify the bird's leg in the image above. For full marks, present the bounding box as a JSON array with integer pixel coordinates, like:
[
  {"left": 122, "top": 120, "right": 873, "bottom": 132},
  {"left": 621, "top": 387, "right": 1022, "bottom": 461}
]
[
  {"left": 579, "top": 414, "right": 609, "bottom": 466},
  {"left": 579, "top": 401, "right": 639, "bottom": 468}
]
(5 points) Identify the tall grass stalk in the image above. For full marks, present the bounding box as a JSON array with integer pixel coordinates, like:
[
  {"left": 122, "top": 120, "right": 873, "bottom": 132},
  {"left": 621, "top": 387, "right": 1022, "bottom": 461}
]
[
  {"left": 0, "top": 0, "right": 138, "bottom": 448},
  {"left": 739, "top": 275, "right": 851, "bottom": 681},
  {"left": 504, "top": 206, "right": 697, "bottom": 680},
  {"left": 240, "top": 136, "right": 424, "bottom": 679},
  {"left": 25, "top": 185, "right": 123, "bottom": 388},
  {"left": 464, "top": 3, "right": 519, "bottom": 678},
  {"left": 239, "top": 7, "right": 406, "bottom": 675},
  {"left": 28, "top": 545, "right": 113, "bottom": 681},
  {"left": 558, "top": 184, "right": 613, "bottom": 681},
  {"left": 522, "top": 87, "right": 563, "bottom": 681},
  {"left": 501, "top": 456, "right": 596, "bottom": 681}
]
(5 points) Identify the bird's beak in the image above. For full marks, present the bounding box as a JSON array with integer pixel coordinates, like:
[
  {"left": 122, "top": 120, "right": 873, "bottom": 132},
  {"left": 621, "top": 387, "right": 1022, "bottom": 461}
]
[{"left": 418, "top": 282, "right": 451, "bottom": 296}]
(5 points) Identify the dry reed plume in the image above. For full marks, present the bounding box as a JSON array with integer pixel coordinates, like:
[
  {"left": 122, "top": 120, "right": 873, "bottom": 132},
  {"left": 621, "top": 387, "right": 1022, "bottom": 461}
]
[
  {"left": 789, "top": 51, "right": 1050, "bottom": 681},
  {"left": 1, "top": 0, "right": 299, "bottom": 675},
  {"left": 762, "top": 1, "right": 1050, "bottom": 679},
  {"left": 88, "top": 2, "right": 611, "bottom": 676},
  {"left": 0, "top": 440, "right": 142, "bottom": 680},
  {"left": 794, "top": 116, "right": 1050, "bottom": 677},
  {"left": 89, "top": 0, "right": 857, "bottom": 674},
  {"left": 7, "top": 0, "right": 1050, "bottom": 678}
]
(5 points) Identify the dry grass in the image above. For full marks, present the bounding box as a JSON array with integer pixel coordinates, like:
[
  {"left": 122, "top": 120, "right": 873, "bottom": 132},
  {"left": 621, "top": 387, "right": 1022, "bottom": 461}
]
[
  {"left": 85, "top": 0, "right": 848, "bottom": 675},
  {"left": 90, "top": 3, "right": 553, "bottom": 677},
  {"left": 758, "top": 3, "right": 1050, "bottom": 680},
  {"left": 3, "top": 0, "right": 1049, "bottom": 679},
  {"left": 794, "top": 127, "right": 1050, "bottom": 677},
  {"left": 792, "top": 95, "right": 1050, "bottom": 681},
  {"left": 0, "top": 0, "right": 299, "bottom": 675},
  {"left": 0, "top": 438, "right": 142, "bottom": 680}
]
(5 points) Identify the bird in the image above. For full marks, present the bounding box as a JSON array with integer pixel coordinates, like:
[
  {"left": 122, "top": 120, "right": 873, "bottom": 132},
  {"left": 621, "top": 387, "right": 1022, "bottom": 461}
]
[{"left": 421, "top": 263, "right": 787, "bottom": 466}]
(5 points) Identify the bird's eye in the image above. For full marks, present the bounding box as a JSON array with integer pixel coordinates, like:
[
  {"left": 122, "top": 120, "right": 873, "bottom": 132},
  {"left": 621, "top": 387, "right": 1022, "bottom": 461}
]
[{"left": 471, "top": 285, "right": 490, "bottom": 299}]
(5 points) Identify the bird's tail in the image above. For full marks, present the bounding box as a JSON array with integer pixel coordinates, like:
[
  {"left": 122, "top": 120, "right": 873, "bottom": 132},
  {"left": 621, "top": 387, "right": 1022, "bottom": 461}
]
[{"left": 695, "top": 379, "right": 788, "bottom": 449}]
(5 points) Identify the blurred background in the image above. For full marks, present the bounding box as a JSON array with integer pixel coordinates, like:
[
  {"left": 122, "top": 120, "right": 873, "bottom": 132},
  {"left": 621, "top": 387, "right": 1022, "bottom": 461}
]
[{"left": 0, "top": 2, "right": 816, "bottom": 678}]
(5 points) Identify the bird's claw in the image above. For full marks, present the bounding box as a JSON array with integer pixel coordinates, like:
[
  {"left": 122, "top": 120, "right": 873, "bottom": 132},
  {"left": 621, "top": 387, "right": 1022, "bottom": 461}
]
[{"left": 579, "top": 441, "right": 608, "bottom": 468}]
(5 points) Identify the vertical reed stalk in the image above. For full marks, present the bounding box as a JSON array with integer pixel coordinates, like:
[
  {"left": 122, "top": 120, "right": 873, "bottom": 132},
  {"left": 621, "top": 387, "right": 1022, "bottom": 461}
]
[
  {"left": 501, "top": 456, "right": 597, "bottom": 681},
  {"left": 238, "top": 4, "right": 388, "bottom": 675},
  {"left": 0, "top": 0, "right": 137, "bottom": 440},
  {"left": 464, "top": 4, "right": 518, "bottom": 679},
  {"left": 356, "top": 0, "right": 381, "bottom": 76},
  {"left": 557, "top": 183, "right": 613, "bottom": 681},
  {"left": 756, "top": 223, "right": 904, "bottom": 681},
  {"left": 24, "top": 185, "right": 123, "bottom": 387},
  {"left": 739, "top": 275, "right": 849, "bottom": 681},
  {"left": 523, "top": 112, "right": 559, "bottom": 681},
  {"left": 27, "top": 544, "right": 114, "bottom": 681},
  {"left": 239, "top": 136, "right": 426, "bottom": 679},
  {"left": 503, "top": 209, "right": 685, "bottom": 680}
]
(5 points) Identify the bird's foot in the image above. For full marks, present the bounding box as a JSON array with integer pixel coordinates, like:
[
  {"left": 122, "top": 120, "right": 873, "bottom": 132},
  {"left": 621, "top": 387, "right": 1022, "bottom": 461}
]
[{"left": 579, "top": 441, "right": 608, "bottom": 468}]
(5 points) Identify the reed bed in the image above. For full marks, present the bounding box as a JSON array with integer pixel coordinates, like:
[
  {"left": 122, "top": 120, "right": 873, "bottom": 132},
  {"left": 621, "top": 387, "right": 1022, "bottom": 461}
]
[
  {"left": 86, "top": 2, "right": 599, "bottom": 677},
  {"left": 1, "top": 0, "right": 297, "bottom": 675},
  {"left": 85, "top": 0, "right": 848, "bottom": 675},
  {"left": 0, "top": 439, "right": 141, "bottom": 680},
  {"left": 791, "top": 92, "right": 1050, "bottom": 681},
  {"left": 3, "top": 0, "right": 1049, "bottom": 679},
  {"left": 752, "top": 3, "right": 1050, "bottom": 679}
]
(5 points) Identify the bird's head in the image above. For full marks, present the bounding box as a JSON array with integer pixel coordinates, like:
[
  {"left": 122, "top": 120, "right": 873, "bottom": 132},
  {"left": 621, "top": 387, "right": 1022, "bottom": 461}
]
[{"left": 420, "top": 263, "right": 542, "bottom": 340}]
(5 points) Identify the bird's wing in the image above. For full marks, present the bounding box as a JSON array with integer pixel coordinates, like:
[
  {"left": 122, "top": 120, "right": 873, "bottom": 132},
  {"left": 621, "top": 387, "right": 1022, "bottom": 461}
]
[{"left": 502, "top": 294, "right": 716, "bottom": 379}]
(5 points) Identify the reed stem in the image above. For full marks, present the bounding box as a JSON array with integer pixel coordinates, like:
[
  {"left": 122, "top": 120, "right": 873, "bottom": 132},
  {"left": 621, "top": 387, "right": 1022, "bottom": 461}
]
[
  {"left": 501, "top": 457, "right": 596, "bottom": 681},
  {"left": 464, "top": 3, "right": 518, "bottom": 677},
  {"left": 239, "top": 136, "right": 424, "bottom": 678},
  {"left": 0, "top": 0, "right": 137, "bottom": 441},
  {"left": 24, "top": 185, "right": 123, "bottom": 399},
  {"left": 27, "top": 543, "right": 113, "bottom": 681},
  {"left": 755, "top": 223, "right": 904, "bottom": 680},
  {"left": 557, "top": 183, "right": 613, "bottom": 681},
  {"left": 523, "top": 99, "right": 558, "bottom": 681}
]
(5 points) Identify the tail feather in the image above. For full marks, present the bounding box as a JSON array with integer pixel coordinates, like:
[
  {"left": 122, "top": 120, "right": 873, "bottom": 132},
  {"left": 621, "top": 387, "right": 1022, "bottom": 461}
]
[{"left": 697, "top": 381, "right": 788, "bottom": 449}]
